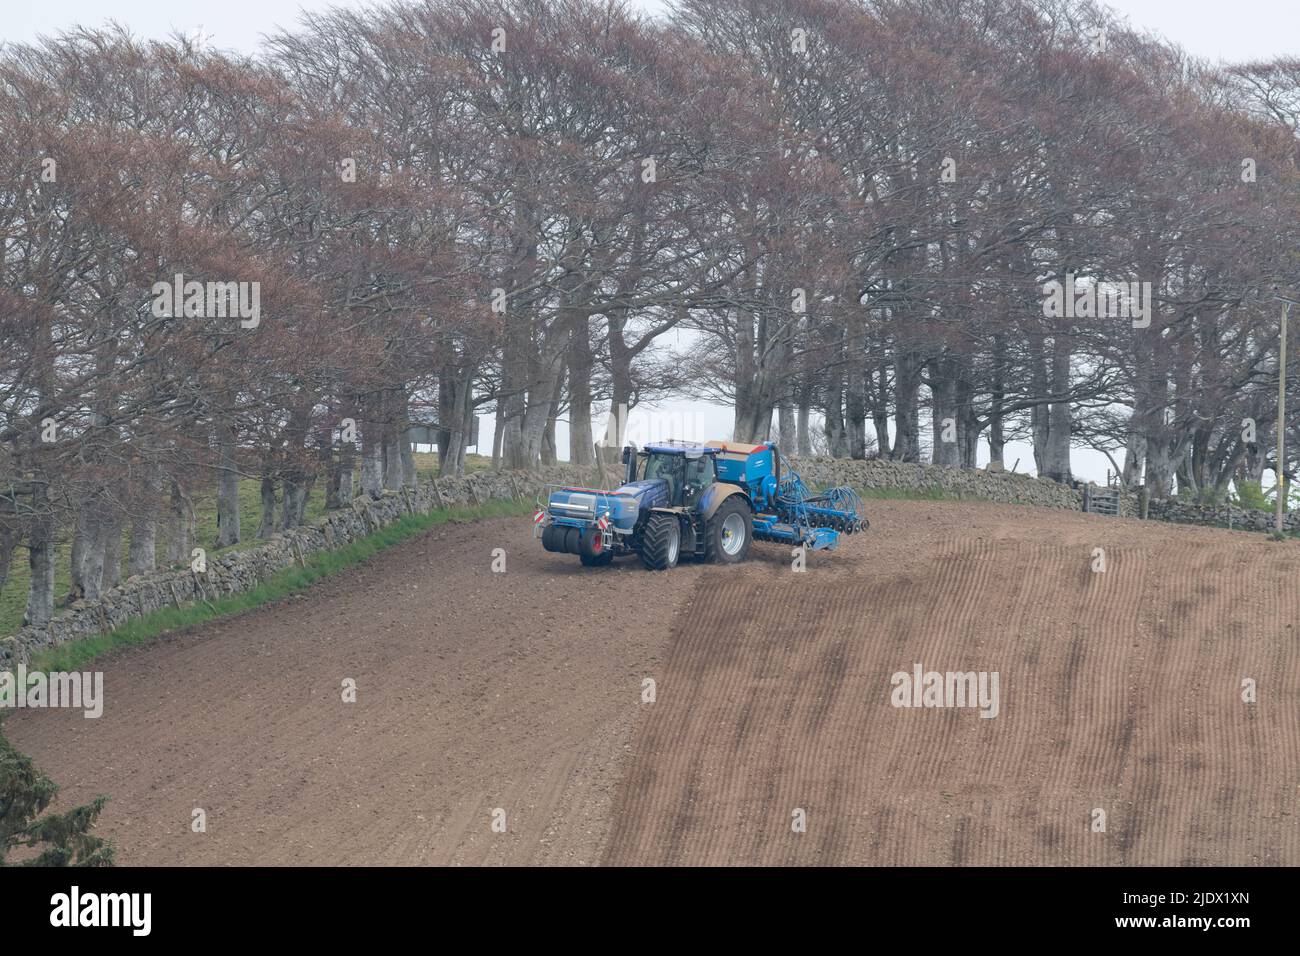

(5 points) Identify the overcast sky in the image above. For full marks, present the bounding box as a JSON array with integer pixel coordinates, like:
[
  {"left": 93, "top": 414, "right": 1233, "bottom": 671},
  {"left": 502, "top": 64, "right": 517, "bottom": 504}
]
[
  {"left": 9, "top": 0, "right": 1294, "bottom": 62},
  {"left": 5, "top": 2, "right": 1294, "bottom": 478}
]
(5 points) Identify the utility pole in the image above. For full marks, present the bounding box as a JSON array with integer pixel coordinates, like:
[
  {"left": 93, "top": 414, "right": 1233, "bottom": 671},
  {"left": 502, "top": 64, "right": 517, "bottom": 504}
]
[{"left": 1278, "top": 301, "right": 1291, "bottom": 535}]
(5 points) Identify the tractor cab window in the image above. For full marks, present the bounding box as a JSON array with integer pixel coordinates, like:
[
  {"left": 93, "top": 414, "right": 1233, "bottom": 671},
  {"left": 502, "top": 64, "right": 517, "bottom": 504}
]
[
  {"left": 642, "top": 451, "right": 716, "bottom": 506},
  {"left": 683, "top": 454, "right": 716, "bottom": 502},
  {"left": 643, "top": 453, "right": 685, "bottom": 504}
]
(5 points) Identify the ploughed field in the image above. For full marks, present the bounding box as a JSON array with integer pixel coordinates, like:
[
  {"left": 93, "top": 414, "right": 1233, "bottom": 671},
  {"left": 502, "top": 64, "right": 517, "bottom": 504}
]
[{"left": 9, "top": 500, "right": 1298, "bottom": 865}]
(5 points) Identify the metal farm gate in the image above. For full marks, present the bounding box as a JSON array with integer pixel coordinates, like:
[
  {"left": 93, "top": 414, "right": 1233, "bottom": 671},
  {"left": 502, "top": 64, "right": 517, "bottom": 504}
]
[
  {"left": 1081, "top": 473, "right": 1123, "bottom": 517},
  {"left": 1083, "top": 486, "right": 1121, "bottom": 516}
]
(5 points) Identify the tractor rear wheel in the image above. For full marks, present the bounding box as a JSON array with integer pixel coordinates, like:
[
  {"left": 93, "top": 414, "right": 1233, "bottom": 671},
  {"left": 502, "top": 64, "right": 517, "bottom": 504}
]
[
  {"left": 705, "top": 496, "right": 752, "bottom": 564},
  {"left": 639, "top": 512, "right": 681, "bottom": 571}
]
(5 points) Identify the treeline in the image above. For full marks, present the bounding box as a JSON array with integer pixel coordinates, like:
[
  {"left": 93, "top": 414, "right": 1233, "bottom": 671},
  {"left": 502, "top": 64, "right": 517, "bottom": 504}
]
[{"left": 1, "top": 0, "right": 1298, "bottom": 625}]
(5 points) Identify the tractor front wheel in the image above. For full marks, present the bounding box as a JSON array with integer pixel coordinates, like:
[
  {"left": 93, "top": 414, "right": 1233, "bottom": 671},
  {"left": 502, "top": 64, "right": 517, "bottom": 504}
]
[
  {"left": 706, "top": 496, "right": 752, "bottom": 564},
  {"left": 639, "top": 512, "right": 681, "bottom": 571}
]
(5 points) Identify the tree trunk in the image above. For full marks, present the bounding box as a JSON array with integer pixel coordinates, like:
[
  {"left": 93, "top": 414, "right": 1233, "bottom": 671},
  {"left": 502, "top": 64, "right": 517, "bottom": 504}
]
[
  {"left": 929, "top": 357, "right": 961, "bottom": 467},
  {"left": 360, "top": 394, "right": 385, "bottom": 498},
  {"left": 456, "top": 396, "right": 474, "bottom": 473},
  {"left": 259, "top": 476, "right": 278, "bottom": 538},
  {"left": 166, "top": 480, "right": 191, "bottom": 565},
  {"left": 325, "top": 452, "right": 342, "bottom": 510},
  {"left": 23, "top": 482, "right": 55, "bottom": 627},
  {"left": 438, "top": 368, "right": 475, "bottom": 478},
  {"left": 892, "top": 350, "right": 923, "bottom": 462},
  {"left": 24, "top": 291, "right": 59, "bottom": 625},
  {"left": 1121, "top": 427, "right": 1145, "bottom": 491},
  {"left": 736, "top": 404, "right": 775, "bottom": 444},
  {"left": 282, "top": 477, "right": 313, "bottom": 529},
  {"left": 778, "top": 403, "right": 796, "bottom": 453},
  {"left": 78, "top": 500, "right": 108, "bottom": 603},
  {"left": 601, "top": 310, "right": 635, "bottom": 459},
  {"left": 0, "top": 498, "right": 17, "bottom": 600},
  {"left": 1146, "top": 438, "right": 1173, "bottom": 497},
  {"left": 796, "top": 392, "right": 813, "bottom": 456},
  {"left": 331, "top": 441, "right": 354, "bottom": 507},
  {"left": 957, "top": 376, "right": 979, "bottom": 469},
  {"left": 1029, "top": 332, "right": 1050, "bottom": 475},
  {"left": 1042, "top": 335, "right": 1073, "bottom": 483},
  {"left": 513, "top": 300, "right": 572, "bottom": 470},
  {"left": 400, "top": 436, "right": 416, "bottom": 488},
  {"left": 987, "top": 335, "right": 1006, "bottom": 469},
  {"left": 846, "top": 361, "right": 868, "bottom": 460},
  {"left": 499, "top": 313, "right": 531, "bottom": 470},
  {"left": 381, "top": 386, "right": 408, "bottom": 491},
  {"left": 383, "top": 438, "right": 403, "bottom": 492},
  {"left": 68, "top": 505, "right": 90, "bottom": 602},
  {"left": 822, "top": 380, "right": 847, "bottom": 457},
  {"left": 568, "top": 317, "right": 594, "bottom": 466},
  {"left": 491, "top": 400, "right": 505, "bottom": 470},
  {"left": 0, "top": 531, "right": 15, "bottom": 601},
  {"left": 128, "top": 466, "right": 161, "bottom": 576},
  {"left": 541, "top": 360, "right": 565, "bottom": 466},
  {"left": 871, "top": 366, "right": 892, "bottom": 459},
  {"left": 102, "top": 508, "right": 123, "bottom": 591},
  {"left": 215, "top": 420, "right": 241, "bottom": 548}
]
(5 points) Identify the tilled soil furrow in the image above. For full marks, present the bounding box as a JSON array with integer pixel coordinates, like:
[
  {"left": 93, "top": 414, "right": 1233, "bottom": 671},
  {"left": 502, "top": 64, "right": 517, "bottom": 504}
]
[{"left": 604, "top": 506, "right": 1300, "bottom": 866}]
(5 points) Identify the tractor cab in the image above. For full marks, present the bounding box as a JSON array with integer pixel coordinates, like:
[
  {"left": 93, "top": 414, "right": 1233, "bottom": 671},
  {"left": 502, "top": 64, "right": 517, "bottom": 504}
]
[{"left": 634, "top": 444, "right": 718, "bottom": 508}]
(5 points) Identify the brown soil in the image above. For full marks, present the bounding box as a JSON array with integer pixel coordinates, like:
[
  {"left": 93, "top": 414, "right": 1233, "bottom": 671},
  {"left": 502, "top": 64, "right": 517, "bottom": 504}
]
[{"left": 8, "top": 502, "right": 1298, "bottom": 865}]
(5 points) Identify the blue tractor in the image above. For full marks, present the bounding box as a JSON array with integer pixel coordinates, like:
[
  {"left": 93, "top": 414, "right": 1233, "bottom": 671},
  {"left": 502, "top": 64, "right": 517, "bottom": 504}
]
[{"left": 533, "top": 440, "right": 867, "bottom": 569}]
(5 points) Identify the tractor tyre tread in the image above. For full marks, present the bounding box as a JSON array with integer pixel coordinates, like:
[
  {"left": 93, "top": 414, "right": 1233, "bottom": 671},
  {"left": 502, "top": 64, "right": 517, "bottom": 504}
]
[{"left": 639, "top": 512, "right": 680, "bottom": 571}]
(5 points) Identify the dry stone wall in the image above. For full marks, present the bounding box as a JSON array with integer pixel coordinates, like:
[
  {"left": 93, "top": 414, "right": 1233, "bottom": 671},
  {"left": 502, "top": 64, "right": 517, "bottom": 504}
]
[
  {"left": 787, "top": 456, "right": 1087, "bottom": 510},
  {"left": 1146, "top": 497, "right": 1300, "bottom": 533}
]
